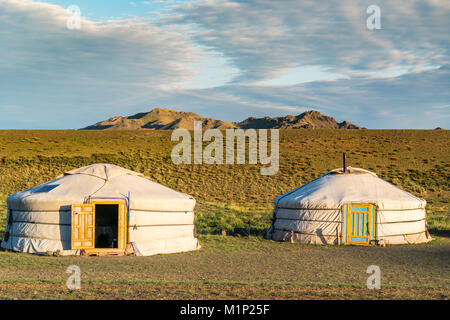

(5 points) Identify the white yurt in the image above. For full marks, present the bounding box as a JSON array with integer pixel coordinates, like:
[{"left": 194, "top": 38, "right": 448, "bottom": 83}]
[
  {"left": 1, "top": 164, "right": 200, "bottom": 256},
  {"left": 266, "top": 166, "right": 431, "bottom": 245}
]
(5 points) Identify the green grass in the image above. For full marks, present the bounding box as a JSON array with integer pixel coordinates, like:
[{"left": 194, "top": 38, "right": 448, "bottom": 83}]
[
  {"left": 0, "top": 129, "right": 448, "bottom": 233},
  {"left": 0, "top": 129, "right": 449, "bottom": 299}
]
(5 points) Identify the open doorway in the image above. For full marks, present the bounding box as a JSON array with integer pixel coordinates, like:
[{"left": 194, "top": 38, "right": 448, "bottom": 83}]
[
  {"left": 71, "top": 200, "right": 128, "bottom": 254},
  {"left": 95, "top": 204, "right": 118, "bottom": 248}
]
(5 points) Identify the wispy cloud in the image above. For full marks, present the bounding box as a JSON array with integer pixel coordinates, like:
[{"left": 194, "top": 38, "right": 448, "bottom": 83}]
[
  {"left": 0, "top": 0, "right": 449, "bottom": 129},
  {"left": 136, "top": 65, "right": 450, "bottom": 129},
  {"left": 0, "top": 0, "right": 200, "bottom": 128},
  {"left": 165, "top": 0, "right": 450, "bottom": 82}
]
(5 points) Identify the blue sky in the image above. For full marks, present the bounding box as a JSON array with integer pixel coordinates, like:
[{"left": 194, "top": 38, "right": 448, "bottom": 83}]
[
  {"left": 0, "top": 0, "right": 449, "bottom": 129},
  {"left": 42, "top": 0, "right": 180, "bottom": 21}
]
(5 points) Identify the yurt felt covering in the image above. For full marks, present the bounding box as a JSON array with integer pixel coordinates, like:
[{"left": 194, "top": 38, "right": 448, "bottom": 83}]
[
  {"left": 1, "top": 164, "right": 200, "bottom": 256},
  {"left": 268, "top": 167, "right": 431, "bottom": 245}
]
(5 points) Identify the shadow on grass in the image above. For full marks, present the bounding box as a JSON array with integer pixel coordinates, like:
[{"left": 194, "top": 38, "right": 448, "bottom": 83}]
[{"left": 429, "top": 228, "right": 450, "bottom": 238}]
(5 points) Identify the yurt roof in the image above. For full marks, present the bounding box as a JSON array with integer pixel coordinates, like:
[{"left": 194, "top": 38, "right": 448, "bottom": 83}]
[
  {"left": 64, "top": 163, "right": 142, "bottom": 180},
  {"left": 7, "top": 164, "right": 195, "bottom": 212},
  {"left": 275, "top": 167, "right": 426, "bottom": 211}
]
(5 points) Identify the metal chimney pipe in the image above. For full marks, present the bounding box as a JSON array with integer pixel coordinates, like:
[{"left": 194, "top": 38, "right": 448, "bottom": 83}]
[{"left": 343, "top": 152, "right": 347, "bottom": 173}]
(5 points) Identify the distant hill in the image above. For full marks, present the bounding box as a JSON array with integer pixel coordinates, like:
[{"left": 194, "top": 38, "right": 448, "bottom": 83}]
[
  {"left": 82, "top": 108, "right": 363, "bottom": 130},
  {"left": 237, "top": 110, "right": 362, "bottom": 129},
  {"left": 83, "top": 108, "right": 237, "bottom": 130}
]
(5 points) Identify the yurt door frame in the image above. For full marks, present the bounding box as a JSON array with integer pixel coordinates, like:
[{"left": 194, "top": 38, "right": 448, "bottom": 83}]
[
  {"left": 71, "top": 200, "right": 128, "bottom": 254},
  {"left": 342, "top": 203, "right": 376, "bottom": 245}
]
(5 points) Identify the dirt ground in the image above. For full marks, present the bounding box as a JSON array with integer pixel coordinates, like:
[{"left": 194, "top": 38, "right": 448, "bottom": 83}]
[{"left": 1, "top": 235, "right": 449, "bottom": 300}]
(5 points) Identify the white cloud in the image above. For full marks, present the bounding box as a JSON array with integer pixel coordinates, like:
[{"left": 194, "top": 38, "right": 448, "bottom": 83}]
[
  {"left": 140, "top": 65, "right": 450, "bottom": 129},
  {"left": 0, "top": 0, "right": 448, "bottom": 129},
  {"left": 0, "top": 0, "right": 202, "bottom": 128},
  {"left": 165, "top": 0, "right": 450, "bottom": 83},
  {"left": 0, "top": 0, "right": 198, "bottom": 88}
]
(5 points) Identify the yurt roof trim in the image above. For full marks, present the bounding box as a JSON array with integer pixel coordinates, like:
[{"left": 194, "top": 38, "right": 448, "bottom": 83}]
[
  {"left": 64, "top": 163, "right": 143, "bottom": 181},
  {"left": 327, "top": 166, "right": 377, "bottom": 177}
]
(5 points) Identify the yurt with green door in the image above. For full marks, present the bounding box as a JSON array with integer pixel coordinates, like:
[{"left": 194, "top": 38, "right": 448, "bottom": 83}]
[
  {"left": 266, "top": 166, "right": 431, "bottom": 245},
  {"left": 1, "top": 164, "right": 200, "bottom": 256}
]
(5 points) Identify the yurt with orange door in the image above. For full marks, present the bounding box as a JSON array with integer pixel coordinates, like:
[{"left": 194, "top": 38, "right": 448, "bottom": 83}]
[
  {"left": 266, "top": 166, "right": 432, "bottom": 245},
  {"left": 1, "top": 164, "right": 200, "bottom": 256}
]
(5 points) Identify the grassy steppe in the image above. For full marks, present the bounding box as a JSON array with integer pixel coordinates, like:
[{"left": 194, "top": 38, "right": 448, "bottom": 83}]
[{"left": 0, "top": 129, "right": 449, "bottom": 299}]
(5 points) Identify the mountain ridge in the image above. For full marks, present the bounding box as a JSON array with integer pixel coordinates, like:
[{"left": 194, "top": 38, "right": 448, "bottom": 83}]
[{"left": 82, "top": 108, "right": 364, "bottom": 130}]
